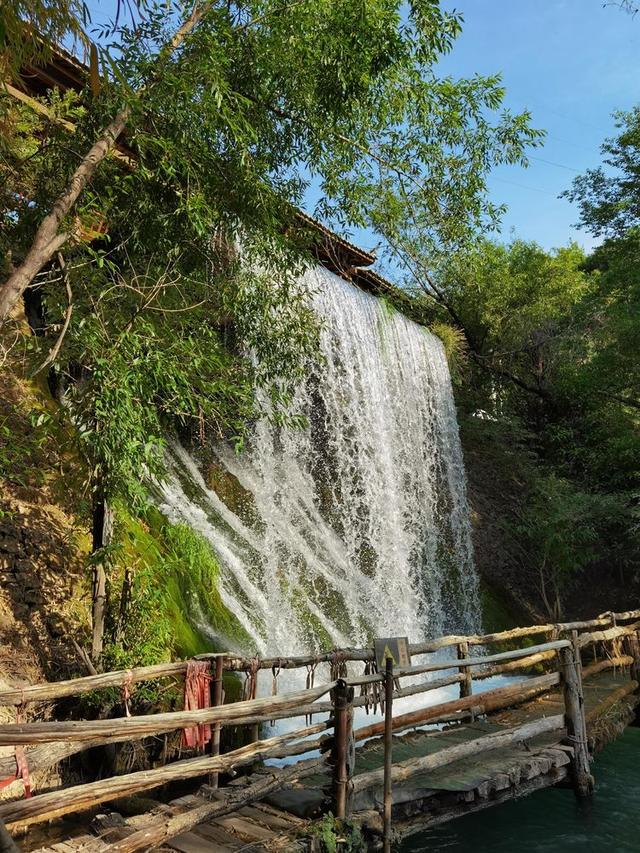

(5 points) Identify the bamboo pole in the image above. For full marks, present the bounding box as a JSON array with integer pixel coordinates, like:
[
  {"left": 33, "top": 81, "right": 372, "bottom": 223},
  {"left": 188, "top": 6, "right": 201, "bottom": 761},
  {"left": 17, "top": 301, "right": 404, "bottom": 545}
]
[
  {"left": 598, "top": 609, "right": 640, "bottom": 622},
  {"left": 576, "top": 622, "right": 640, "bottom": 649},
  {"left": 473, "top": 649, "right": 557, "bottom": 681},
  {"left": 346, "top": 640, "right": 570, "bottom": 687},
  {"left": 209, "top": 655, "right": 224, "bottom": 789},
  {"left": 0, "top": 722, "right": 328, "bottom": 830},
  {"left": 559, "top": 642, "right": 593, "bottom": 798},
  {"left": 0, "top": 734, "right": 141, "bottom": 783},
  {"left": 581, "top": 656, "right": 634, "bottom": 681},
  {"left": 0, "top": 661, "right": 190, "bottom": 706},
  {"left": 585, "top": 680, "right": 639, "bottom": 724},
  {"left": 352, "top": 714, "right": 565, "bottom": 794},
  {"left": 382, "top": 657, "right": 393, "bottom": 853},
  {"left": 457, "top": 641, "right": 472, "bottom": 698},
  {"left": 330, "top": 679, "right": 354, "bottom": 819},
  {"left": 0, "top": 682, "right": 336, "bottom": 746}
]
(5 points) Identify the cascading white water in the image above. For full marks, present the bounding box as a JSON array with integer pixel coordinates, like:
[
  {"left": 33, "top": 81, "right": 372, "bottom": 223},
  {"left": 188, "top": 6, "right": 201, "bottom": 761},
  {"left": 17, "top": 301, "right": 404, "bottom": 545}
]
[{"left": 158, "top": 264, "right": 480, "bottom": 655}]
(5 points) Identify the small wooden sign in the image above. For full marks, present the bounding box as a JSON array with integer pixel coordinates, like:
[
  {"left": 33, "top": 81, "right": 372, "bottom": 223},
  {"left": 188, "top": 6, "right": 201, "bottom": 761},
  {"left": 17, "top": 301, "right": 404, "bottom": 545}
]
[{"left": 374, "top": 637, "right": 410, "bottom": 671}]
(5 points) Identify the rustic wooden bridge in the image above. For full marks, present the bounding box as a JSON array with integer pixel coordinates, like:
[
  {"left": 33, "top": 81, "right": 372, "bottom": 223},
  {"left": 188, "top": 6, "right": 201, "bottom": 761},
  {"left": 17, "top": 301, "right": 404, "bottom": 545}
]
[{"left": 0, "top": 609, "right": 639, "bottom": 852}]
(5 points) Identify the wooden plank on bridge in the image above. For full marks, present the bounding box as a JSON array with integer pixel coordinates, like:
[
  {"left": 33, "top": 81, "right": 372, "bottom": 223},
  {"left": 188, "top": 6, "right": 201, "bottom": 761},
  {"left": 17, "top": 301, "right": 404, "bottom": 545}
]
[{"left": 22, "top": 619, "right": 640, "bottom": 853}]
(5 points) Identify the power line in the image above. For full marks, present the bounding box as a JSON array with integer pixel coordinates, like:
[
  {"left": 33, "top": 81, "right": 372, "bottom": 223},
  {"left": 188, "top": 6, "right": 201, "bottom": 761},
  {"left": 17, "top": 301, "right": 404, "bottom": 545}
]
[
  {"left": 546, "top": 133, "right": 602, "bottom": 154},
  {"left": 528, "top": 155, "right": 581, "bottom": 173},
  {"left": 491, "top": 177, "right": 559, "bottom": 197}
]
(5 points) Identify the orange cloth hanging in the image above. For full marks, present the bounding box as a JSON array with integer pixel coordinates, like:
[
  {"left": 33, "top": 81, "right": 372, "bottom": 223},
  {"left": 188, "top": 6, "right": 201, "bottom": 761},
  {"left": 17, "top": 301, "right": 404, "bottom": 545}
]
[{"left": 181, "top": 660, "right": 212, "bottom": 749}]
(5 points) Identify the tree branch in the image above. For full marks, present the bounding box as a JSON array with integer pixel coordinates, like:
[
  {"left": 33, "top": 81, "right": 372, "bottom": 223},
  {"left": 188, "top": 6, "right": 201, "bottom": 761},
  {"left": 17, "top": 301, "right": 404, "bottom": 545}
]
[
  {"left": 33, "top": 253, "right": 73, "bottom": 374},
  {"left": 0, "top": 3, "right": 210, "bottom": 324},
  {"left": 596, "top": 389, "right": 640, "bottom": 411},
  {"left": 386, "top": 234, "right": 551, "bottom": 400}
]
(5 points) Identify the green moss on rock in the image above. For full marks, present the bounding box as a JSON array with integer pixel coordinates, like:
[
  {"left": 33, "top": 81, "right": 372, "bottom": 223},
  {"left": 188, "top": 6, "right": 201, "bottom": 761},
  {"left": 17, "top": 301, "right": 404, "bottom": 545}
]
[
  {"left": 104, "top": 504, "right": 252, "bottom": 670},
  {"left": 479, "top": 580, "right": 522, "bottom": 633}
]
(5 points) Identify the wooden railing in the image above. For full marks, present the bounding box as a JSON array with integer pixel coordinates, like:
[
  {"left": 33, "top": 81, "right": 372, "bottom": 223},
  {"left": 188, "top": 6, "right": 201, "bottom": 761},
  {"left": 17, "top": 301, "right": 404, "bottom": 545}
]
[{"left": 0, "top": 609, "right": 638, "bottom": 848}]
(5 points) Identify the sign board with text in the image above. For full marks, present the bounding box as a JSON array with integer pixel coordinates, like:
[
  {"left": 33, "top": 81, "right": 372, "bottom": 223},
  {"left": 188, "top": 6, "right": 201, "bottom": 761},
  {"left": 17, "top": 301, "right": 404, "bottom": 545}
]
[{"left": 374, "top": 636, "right": 410, "bottom": 671}]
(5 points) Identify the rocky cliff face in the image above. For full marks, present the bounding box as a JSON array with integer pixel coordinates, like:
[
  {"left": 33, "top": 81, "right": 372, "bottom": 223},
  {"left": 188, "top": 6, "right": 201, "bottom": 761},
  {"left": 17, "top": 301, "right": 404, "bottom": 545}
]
[
  {"left": 0, "top": 316, "right": 90, "bottom": 688},
  {"left": 0, "top": 500, "right": 88, "bottom": 683}
]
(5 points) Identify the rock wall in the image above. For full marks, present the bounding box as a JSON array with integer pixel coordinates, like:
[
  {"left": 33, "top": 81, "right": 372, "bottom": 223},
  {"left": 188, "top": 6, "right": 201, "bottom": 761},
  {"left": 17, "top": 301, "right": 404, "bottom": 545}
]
[{"left": 0, "top": 498, "right": 88, "bottom": 684}]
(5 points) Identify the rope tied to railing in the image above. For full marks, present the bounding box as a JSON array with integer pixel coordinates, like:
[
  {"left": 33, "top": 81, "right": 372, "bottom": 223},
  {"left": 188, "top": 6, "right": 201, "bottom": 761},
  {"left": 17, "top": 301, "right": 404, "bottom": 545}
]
[
  {"left": 330, "top": 651, "right": 347, "bottom": 682},
  {"left": 270, "top": 660, "right": 282, "bottom": 726},
  {"left": 271, "top": 660, "right": 282, "bottom": 697},
  {"left": 121, "top": 670, "right": 134, "bottom": 718},
  {"left": 305, "top": 660, "right": 319, "bottom": 724},
  {"left": 360, "top": 660, "right": 377, "bottom": 715},
  {"left": 242, "top": 658, "right": 259, "bottom": 703}
]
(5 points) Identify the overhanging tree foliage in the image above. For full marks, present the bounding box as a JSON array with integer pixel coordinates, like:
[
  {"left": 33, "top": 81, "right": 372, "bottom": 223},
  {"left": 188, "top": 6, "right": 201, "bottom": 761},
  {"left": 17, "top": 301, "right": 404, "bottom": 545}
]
[
  {"left": 1, "top": 1, "right": 542, "bottom": 659},
  {"left": 410, "top": 106, "right": 640, "bottom": 617},
  {"left": 0, "top": 0, "right": 546, "bottom": 502}
]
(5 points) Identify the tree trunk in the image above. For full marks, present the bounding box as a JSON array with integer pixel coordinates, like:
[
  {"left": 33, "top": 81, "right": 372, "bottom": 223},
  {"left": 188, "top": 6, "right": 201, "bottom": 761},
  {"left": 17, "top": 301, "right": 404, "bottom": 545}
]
[
  {"left": 91, "top": 486, "right": 114, "bottom": 664},
  {"left": 115, "top": 566, "right": 133, "bottom": 644},
  {"left": 0, "top": 110, "right": 129, "bottom": 322},
  {"left": 559, "top": 642, "right": 593, "bottom": 798}
]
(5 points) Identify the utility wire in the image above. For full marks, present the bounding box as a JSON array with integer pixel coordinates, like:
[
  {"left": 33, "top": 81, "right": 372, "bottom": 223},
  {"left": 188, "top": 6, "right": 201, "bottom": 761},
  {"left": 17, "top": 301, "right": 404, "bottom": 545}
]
[
  {"left": 491, "top": 177, "right": 559, "bottom": 196},
  {"left": 528, "top": 155, "right": 581, "bottom": 173}
]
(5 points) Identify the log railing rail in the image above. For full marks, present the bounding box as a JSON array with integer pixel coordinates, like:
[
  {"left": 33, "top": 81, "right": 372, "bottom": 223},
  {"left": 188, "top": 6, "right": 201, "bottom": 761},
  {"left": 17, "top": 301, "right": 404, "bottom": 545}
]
[{"left": 0, "top": 608, "right": 638, "bottom": 843}]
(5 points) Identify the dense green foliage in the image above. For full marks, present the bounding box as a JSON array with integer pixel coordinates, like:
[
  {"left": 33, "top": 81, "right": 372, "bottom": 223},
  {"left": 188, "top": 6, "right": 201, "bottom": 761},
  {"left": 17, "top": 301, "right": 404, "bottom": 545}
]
[
  {"left": 308, "top": 814, "right": 365, "bottom": 853},
  {"left": 411, "top": 111, "right": 640, "bottom": 617},
  {"left": 103, "top": 506, "right": 251, "bottom": 671},
  {"left": 564, "top": 106, "right": 640, "bottom": 237},
  {"left": 1, "top": 0, "right": 540, "bottom": 509}
]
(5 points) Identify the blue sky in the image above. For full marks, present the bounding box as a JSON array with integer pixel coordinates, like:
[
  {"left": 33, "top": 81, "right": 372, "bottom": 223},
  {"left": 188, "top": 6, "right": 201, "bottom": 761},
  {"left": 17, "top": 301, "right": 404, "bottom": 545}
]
[{"left": 437, "top": 0, "right": 640, "bottom": 251}]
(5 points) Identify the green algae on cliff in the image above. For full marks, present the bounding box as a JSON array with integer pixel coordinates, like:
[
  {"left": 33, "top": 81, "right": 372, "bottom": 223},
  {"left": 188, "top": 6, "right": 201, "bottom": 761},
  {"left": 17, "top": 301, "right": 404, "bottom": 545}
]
[{"left": 104, "top": 505, "right": 252, "bottom": 672}]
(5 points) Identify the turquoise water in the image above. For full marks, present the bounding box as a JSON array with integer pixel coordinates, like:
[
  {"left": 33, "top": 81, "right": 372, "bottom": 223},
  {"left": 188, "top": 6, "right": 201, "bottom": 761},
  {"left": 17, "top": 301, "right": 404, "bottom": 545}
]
[{"left": 400, "top": 727, "right": 640, "bottom": 853}]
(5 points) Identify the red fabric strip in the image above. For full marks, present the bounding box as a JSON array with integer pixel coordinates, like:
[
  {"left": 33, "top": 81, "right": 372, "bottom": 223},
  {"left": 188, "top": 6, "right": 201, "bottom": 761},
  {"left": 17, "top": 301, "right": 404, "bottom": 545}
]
[{"left": 181, "top": 660, "right": 212, "bottom": 749}]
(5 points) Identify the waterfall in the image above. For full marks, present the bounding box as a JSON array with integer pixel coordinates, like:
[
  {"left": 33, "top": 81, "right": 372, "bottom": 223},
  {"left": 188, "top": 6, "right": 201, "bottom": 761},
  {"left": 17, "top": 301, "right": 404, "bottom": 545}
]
[{"left": 158, "top": 264, "right": 480, "bottom": 655}]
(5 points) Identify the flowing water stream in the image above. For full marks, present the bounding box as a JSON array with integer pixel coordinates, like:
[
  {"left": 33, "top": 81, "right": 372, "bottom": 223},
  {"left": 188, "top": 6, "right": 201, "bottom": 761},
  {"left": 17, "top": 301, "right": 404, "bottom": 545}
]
[{"left": 158, "top": 264, "right": 480, "bottom": 655}]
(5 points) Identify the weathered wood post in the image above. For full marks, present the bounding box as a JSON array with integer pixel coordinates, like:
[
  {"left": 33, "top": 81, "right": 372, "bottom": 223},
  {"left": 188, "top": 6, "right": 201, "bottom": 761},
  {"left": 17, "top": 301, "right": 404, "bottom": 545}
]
[
  {"left": 571, "top": 631, "right": 589, "bottom": 753},
  {"left": 559, "top": 633, "right": 593, "bottom": 797},
  {"left": 625, "top": 629, "right": 640, "bottom": 726},
  {"left": 457, "top": 641, "right": 472, "bottom": 699},
  {"left": 382, "top": 656, "right": 394, "bottom": 853},
  {"left": 209, "top": 655, "right": 225, "bottom": 788},
  {"left": 331, "top": 678, "right": 354, "bottom": 819},
  {"left": 624, "top": 630, "right": 640, "bottom": 685}
]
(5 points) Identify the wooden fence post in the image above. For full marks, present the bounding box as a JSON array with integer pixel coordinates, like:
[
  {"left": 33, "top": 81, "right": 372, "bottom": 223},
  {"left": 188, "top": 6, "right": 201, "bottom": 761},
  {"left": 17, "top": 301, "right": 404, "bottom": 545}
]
[
  {"left": 208, "top": 655, "right": 224, "bottom": 788},
  {"left": 457, "top": 641, "right": 472, "bottom": 699},
  {"left": 624, "top": 630, "right": 640, "bottom": 685},
  {"left": 331, "top": 679, "right": 354, "bottom": 819},
  {"left": 382, "top": 656, "right": 394, "bottom": 853},
  {"left": 559, "top": 635, "right": 593, "bottom": 798}
]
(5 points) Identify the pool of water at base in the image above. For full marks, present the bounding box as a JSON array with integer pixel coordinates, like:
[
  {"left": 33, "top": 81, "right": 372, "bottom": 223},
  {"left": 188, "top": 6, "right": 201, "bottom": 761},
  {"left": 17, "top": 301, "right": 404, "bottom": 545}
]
[{"left": 400, "top": 726, "right": 640, "bottom": 853}]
